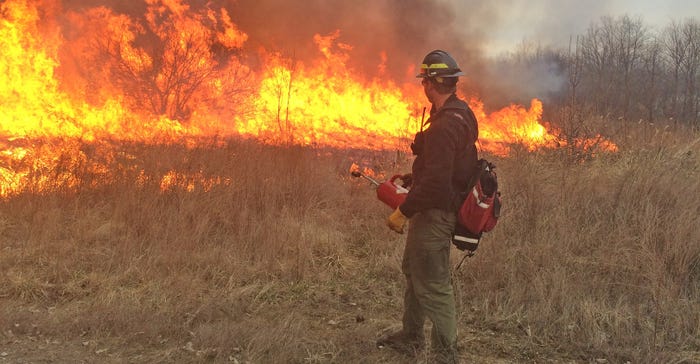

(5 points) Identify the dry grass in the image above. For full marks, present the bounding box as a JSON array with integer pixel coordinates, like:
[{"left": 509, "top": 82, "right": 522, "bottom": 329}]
[{"left": 1, "top": 129, "right": 699, "bottom": 363}]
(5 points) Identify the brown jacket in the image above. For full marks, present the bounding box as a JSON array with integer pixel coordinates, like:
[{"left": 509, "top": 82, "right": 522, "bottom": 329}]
[{"left": 399, "top": 94, "right": 479, "bottom": 218}]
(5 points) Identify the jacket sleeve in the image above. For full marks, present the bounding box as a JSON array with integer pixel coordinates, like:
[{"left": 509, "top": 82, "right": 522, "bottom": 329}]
[{"left": 399, "top": 117, "right": 461, "bottom": 217}]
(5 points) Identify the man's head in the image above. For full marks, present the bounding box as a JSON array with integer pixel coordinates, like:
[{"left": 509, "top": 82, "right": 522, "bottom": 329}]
[{"left": 416, "top": 50, "right": 463, "bottom": 101}]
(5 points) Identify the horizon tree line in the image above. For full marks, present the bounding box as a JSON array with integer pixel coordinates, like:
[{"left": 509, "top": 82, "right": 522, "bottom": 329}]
[{"left": 500, "top": 15, "right": 699, "bottom": 130}]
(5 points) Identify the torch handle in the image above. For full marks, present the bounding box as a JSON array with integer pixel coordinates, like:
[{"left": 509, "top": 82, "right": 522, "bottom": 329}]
[
  {"left": 350, "top": 170, "right": 380, "bottom": 187},
  {"left": 359, "top": 174, "right": 380, "bottom": 187}
]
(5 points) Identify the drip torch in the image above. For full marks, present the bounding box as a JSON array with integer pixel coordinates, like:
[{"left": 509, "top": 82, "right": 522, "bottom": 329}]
[{"left": 351, "top": 171, "right": 409, "bottom": 210}]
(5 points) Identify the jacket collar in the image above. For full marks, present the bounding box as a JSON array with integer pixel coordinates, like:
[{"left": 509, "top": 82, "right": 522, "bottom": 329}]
[{"left": 430, "top": 93, "right": 467, "bottom": 116}]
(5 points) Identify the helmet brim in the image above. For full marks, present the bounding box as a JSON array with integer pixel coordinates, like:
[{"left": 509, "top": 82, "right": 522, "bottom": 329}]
[{"left": 415, "top": 70, "right": 464, "bottom": 78}]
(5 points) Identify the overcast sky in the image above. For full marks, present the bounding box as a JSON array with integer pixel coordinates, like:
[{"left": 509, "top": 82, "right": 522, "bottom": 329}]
[{"left": 472, "top": 0, "right": 700, "bottom": 57}]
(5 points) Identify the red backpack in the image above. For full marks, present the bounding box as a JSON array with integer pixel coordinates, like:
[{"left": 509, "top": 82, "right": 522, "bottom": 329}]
[{"left": 452, "top": 159, "right": 502, "bottom": 253}]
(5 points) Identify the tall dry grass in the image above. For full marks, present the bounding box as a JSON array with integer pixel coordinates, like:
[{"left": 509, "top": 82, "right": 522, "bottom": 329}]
[
  {"left": 1, "top": 128, "right": 699, "bottom": 363},
  {"left": 460, "top": 140, "right": 700, "bottom": 362}
]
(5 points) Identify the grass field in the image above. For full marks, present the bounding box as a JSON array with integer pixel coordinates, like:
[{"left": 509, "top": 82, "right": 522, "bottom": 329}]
[{"left": 1, "top": 126, "right": 699, "bottom": 363}]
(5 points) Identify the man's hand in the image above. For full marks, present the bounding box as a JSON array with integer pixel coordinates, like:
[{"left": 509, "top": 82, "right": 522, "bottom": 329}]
[
  {"left": 399, "top": 173, "right": 413, "bottom": 188},
  {"left": 387, "top": 208, "right": 408, "bottom": 234}
]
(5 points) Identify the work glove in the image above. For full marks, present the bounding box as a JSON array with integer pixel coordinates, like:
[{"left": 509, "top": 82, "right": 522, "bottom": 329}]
[
  {"left": 399, "top": 173, "right": 413, "bottom": 188},
  {"left": 387, "top": 207, "right": 408, "bottom": 234}
]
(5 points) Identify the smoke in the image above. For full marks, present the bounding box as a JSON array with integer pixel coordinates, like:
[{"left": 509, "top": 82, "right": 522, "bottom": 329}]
[
  {"left": 220, "top": 0, "right": 544, "bottom": 106},
  {"left": 220, "top": 0, "right": 486, "bottom": 76},
  {"left": 55, "top": 0, "right": 564, "bottom": 108},
  {"left": 60, "top": 0, "right": 147, "bottom": 14},
  {"left": 482, "top": 56, "right": 567, "bottom": 109},
  {"left": 219, "top": 0, "right": 573, "bottom": 108}
]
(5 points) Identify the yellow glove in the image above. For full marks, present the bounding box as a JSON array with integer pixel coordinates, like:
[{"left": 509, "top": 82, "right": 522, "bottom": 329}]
[{"left": 387, "top": 208, "right": 408, "bottom": 234}]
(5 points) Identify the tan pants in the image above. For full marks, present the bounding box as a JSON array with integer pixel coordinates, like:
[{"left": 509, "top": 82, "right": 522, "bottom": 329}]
[{"left": 401, "top": 208, "right": 457, "bottom": 360}]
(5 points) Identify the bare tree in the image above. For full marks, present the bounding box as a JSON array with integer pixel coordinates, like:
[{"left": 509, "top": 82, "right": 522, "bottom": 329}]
[
  {"left": 90, "top": 3, "right": 249, "bottom": 123},
  {"left": 680, "top": 20, "right": 700, "bottom": 125},
  {"left": 567, "top": 35, "right": 584, "bottom": 109},
  {"left": 613, "top": 15, "right": 648, "bottom": 118},
  {"left": 579, "top": 16, "right": 617, "bottom": 116},
  {"left": 661, "top": 19, "right": 700, "bottom": 125},
  {"left": 640, "top": 35, "right": 664, "bottom": 122},
  {"left": 663, "top": 20, "right": 688, "bottom": 120}
]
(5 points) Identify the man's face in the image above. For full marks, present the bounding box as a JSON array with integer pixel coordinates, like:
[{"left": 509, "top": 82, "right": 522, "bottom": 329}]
[{"left": 421, "top": 77, "right": 435, "bottom": 104}]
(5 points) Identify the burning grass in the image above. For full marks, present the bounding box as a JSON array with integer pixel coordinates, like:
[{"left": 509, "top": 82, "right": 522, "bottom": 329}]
[
  {"left": 1, "top": 0, "right": 696, "bottom": 361},
  {"left": 1, "top": 133, "right": 699, "bottom": 363}
]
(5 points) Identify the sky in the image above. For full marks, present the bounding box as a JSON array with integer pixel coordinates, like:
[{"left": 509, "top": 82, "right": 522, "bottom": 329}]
[{"left": 475, "top": 0, "right": 700, "bottom": 57}]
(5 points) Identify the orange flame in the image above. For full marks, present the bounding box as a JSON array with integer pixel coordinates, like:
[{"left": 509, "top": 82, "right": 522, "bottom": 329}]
[
  {"left": 471, "top": 98, "right": 556, "bottom": 156},
  {"left": 232, "top": 30, "right": 419, "bottom": 150},
  {"left": 0, "top": 0, "right": 616, "bottom": 196}
]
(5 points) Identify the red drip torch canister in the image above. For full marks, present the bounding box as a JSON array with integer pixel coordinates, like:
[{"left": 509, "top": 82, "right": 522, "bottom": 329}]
[{"left": 376, "top": 175, "right": 408, "bottom": 210}]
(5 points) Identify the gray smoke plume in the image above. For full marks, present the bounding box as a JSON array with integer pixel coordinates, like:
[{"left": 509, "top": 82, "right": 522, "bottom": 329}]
[
  {"left": 222, "top": 0, "right": 486, "bottom": 75},
  {"left": 57, "top": 0, "right": 564, "bottom": 109},
  {"left": 221, "top": 0, "right": 570, "bottom": 108}
]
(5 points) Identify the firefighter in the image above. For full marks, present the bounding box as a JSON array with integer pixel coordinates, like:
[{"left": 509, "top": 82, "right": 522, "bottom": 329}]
[{"left": 379, "top": 50, "right": 479, "bottom": 363}]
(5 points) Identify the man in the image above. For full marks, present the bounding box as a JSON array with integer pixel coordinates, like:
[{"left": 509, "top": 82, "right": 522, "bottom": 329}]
[{"left": 378, "top": 50, "right": 479, "bottom": 363}]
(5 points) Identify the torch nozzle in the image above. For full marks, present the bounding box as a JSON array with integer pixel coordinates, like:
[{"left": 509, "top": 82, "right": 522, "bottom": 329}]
[{"left": 350, "top": 170, "right": 380, "bottom": 187}]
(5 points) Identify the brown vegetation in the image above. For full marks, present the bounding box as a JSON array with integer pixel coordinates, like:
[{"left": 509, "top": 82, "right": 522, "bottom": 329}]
[{"left": 1, "top": 124, "right": 699, "bottom": 363}]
